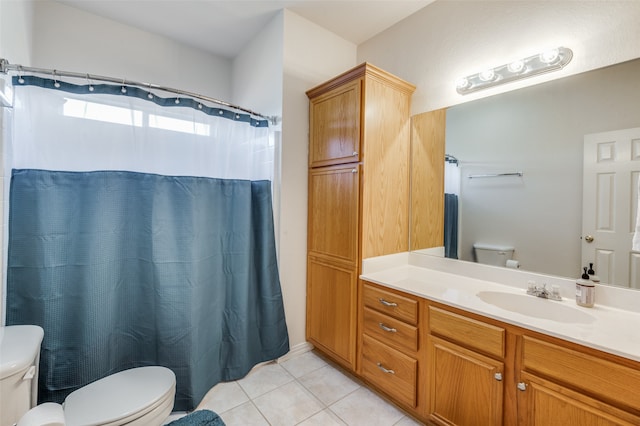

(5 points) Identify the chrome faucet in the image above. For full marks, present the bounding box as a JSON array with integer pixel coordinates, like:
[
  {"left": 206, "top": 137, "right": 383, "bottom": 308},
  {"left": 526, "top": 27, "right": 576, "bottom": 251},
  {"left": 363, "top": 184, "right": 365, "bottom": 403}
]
[{"left": 527, "top": 282, "right": 562, "bottom": 301}]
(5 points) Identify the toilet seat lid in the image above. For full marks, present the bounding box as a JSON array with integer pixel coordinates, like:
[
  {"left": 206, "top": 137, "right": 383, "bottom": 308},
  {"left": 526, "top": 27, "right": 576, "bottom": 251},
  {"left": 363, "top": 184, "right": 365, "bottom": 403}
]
[{"left": 63, "top": 366, "right": 176, "bottom": 426}]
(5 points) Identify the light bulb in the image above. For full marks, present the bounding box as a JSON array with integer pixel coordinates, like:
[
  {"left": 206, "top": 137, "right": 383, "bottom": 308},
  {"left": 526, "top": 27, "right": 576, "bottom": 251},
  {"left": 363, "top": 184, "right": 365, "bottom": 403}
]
[
  {"left": 540, "top": 48, "right": 560, "bottom": 64},
  {"left": 507, "top": 60, "right": 525, "bottom": 73},
  {"left": 479, "top": 69, "right": 495, "bottom": 82},
  {"left": 455, "top": 77, "right": 469, "bottom": 89}
]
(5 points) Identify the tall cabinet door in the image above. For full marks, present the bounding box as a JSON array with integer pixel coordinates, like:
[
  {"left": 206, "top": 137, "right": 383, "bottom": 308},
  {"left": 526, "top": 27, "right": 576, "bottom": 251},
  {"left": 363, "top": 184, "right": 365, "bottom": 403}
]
[
  {"left": 308, "top": 79, "right": 362, "bottom": 168},
  {"left": 306, "top": 258, "right": 358, "bottom": 367},
  {"left": 306, "top": 165, "right": 360, "bottom": 369},
  {"left": 307, "top": 165, "right": 360, "bottom": 264}
]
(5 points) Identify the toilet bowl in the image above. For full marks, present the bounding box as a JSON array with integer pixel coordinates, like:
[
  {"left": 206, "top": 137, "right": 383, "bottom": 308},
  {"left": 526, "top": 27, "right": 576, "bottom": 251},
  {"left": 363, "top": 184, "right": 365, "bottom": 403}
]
[{"left": 0, "top": 325, "right": 176, "bottom": 426}]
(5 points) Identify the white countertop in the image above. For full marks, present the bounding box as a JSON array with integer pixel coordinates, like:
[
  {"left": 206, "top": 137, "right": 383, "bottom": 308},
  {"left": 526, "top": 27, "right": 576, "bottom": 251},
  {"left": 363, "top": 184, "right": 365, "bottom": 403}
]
[{"left": 361, "top": 253, "right": 640, "bottom": 363}]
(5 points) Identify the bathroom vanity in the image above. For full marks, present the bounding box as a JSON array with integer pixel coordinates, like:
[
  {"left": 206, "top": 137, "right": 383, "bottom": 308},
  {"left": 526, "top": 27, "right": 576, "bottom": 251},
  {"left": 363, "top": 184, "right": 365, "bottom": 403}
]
[
  {"left": 358, "top": 253, "right": 640, "bottom": 425},
  {"left": 305, "top": 63, "right": 640, "bottom": 425}
]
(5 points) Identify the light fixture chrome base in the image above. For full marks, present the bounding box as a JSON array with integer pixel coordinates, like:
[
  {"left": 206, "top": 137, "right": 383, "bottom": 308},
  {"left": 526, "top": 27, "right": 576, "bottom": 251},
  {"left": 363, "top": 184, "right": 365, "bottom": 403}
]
[{"left": 456, "top": 47, "right": 573, "bottom": 95}]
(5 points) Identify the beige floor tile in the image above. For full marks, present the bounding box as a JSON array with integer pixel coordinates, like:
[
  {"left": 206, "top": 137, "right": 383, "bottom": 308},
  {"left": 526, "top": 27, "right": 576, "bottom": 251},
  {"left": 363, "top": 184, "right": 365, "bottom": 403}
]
[
  {"left": 329, "top": 387, "right": 406, "bottom": 426},
  {"left": 196, "top": 381, "right": 249, "bottom": 414},
  {"left": 298, "top": 364, "right": 360, "bottom": 405},
  {"left": 252, "top": 381, "right": 324, "bottom": 426},
  {"left": 394, "top": 415, "right": 425, "bottom": 425},
  {"left": 297, "top": 408, "right": 347, "bottom": 425},
  {"left": 279, "top": 350, "right": 328, "bottom": 378},
  {"left": 218, "top": 401, "right": 269, "bottom": 426},
  {"left": 179, "top": 348, "right": 426, "bottom": 426},
  {"left": 237, "top": 362, "right": 294, "bottom": 399}
]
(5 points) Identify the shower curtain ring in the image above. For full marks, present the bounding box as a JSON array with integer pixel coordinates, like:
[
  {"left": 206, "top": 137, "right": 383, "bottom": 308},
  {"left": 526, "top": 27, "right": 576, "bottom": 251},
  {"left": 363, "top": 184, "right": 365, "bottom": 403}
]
[
  {"left": 121, "top": 79, "right": 127, "bottom": 94},
  {"left": 53, "top": 70, "right": 60, "bottom": 88},
  {"left": 17, "top": 66, "right": 25, "bottom": 84},
  {"left": 147, "top": 83, "right": 153, "bottom": 99},
  {"left": 87, "top": 74, "right": 94, "bottom": 92}
]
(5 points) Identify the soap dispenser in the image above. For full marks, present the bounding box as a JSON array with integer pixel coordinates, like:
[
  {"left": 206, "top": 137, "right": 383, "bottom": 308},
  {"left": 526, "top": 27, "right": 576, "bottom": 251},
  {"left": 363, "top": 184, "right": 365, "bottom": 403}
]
[
  {"left": 576, "top": 267, "right": 595, "bottom": 308},
  {"left": 587, "top": 262, "right": 601, "bottom": 284}
]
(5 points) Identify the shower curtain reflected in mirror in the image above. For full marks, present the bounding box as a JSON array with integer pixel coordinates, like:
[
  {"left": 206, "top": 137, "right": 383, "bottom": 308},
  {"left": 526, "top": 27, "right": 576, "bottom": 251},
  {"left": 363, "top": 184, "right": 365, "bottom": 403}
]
[
  {"left": 444, "top": 156, "right": 460, "bottom": 259},
  {"left": 5, "top": 77, "right": 289, "bottom": 410}
]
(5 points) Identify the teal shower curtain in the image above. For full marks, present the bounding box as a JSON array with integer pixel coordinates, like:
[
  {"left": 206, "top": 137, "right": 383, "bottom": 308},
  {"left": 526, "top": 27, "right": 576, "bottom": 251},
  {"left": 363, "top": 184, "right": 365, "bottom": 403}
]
[{"left": 5, "top": 77, "right": 289, "bottom": 411}]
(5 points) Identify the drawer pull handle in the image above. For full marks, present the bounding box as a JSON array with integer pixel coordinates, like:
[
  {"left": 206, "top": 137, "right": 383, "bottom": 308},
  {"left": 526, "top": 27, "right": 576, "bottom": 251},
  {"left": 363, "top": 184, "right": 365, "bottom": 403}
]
[
  {"left": 378, "top": 298, "right": 398, "bottom": 307},
  {"left": 494, "top": 372, "right": 503, "bottom": 381},
  {"left": 517, "top": 382, "right": 527, "bottom": 391},
  {"left": 377, "top": 362, "right": 395, "bottom": 375},
  {"left": 378, "top": 323, "right": 397, "bottom": 333}
]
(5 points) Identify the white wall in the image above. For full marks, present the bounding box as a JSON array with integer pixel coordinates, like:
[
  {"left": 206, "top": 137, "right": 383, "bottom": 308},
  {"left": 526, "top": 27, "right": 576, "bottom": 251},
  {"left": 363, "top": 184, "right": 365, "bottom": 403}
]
[
  {"left": 357, "top": 0, "right": 640, "bottom": 114},
  {"left": 31, "top": 1, "right": 232, "bottom": 100},
  {"left": 280, "top": 10, "right": 357, "bottom": 348},
  {"left": 0, "top": 0, "right": 34, "bottom": 66},
  {"left": 232, "top": 12, "right": 283, "bottom": 119}
]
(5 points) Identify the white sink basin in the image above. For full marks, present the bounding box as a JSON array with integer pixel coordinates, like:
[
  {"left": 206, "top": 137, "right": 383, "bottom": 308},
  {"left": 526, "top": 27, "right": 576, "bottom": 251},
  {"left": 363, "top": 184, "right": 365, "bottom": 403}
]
[{"left": 477, "top": 291, "right": 596, "bottom": 324}]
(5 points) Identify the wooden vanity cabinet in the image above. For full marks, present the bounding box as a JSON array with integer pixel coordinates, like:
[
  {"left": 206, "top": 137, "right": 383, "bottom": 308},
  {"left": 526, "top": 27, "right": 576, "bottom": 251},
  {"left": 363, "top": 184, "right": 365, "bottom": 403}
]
[
  {"left": 517, "top": 335, "right": 640, "bottom": 425},
  {"left": 359, "top": 282, "right": 422, "bottom": 411},
  {"left": 306, "top": 64, "right": 415, "bottom": 371},
  {"left": 355, "top": 281, "right": 640, "bottom": 426},
  {"left": 426, "top": 306, "right": 507, "bottom": 426}
]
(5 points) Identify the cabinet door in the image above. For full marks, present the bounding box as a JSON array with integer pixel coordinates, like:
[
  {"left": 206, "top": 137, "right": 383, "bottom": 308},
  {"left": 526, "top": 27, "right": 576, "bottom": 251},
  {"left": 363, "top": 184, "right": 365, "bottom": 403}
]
[
  {"left": 427, "top": 336, "right": 504, "bottom": 426},
  {"left": 517, "top": 372, "right": 640, "bottom": 426},
  {"left": 306, "top": 257, "right": 357, "bottom": 369},
  {"left": 308, "top": 165, "right": 359, "bottom": 263},
  {"left": 309, "top": 79, "right": 361, "bottom": 167}
]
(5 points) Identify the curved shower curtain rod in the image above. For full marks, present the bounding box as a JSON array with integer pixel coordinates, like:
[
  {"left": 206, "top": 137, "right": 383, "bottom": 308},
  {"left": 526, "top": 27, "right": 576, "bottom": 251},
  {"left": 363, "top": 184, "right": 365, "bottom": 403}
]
[{"left": 0, "top": 58, "right": 279, "bottom": 125}]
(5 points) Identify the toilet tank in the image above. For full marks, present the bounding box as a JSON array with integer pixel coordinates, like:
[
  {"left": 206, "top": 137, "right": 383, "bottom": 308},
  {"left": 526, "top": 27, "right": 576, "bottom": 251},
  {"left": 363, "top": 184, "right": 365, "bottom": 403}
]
[
  {"left": 0, "top": 325, "right": 44, "bottom": 426},
  {"left": 473, "top": 243, "right": 514, "bottom": 266}
]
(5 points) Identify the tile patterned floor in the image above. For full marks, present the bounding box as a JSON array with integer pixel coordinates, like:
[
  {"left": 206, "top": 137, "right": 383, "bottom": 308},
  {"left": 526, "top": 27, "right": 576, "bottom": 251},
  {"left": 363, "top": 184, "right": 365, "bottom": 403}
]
[{"left": 191, "top": 350, "right": 423, "bottom": 426}]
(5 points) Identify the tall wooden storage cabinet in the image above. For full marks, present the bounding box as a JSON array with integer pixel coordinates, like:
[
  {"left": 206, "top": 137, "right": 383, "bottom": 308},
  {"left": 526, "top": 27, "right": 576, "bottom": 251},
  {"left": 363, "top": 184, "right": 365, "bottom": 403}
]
[{"left": 305, "top": 63, "right": 415, "bottom": 370}]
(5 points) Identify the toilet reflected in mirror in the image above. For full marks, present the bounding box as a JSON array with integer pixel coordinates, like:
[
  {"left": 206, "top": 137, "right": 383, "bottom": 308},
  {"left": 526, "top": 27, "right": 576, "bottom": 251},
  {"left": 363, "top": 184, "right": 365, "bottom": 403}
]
[{"left": 473, "top": 243, "right": 515, "bottom": 267}]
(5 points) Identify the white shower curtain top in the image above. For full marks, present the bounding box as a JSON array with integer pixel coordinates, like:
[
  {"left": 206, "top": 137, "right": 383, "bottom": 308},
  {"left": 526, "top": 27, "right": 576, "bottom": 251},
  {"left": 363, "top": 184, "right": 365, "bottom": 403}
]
[{"left": 9, "top": 83, "right": 274, "bottom": 182}]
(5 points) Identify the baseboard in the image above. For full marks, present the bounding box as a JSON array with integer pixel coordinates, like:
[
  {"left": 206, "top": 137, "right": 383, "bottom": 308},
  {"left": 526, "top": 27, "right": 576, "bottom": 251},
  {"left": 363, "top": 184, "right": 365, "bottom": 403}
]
[{"left": 276, "top": 341, "right": 314, "bottom": 363}]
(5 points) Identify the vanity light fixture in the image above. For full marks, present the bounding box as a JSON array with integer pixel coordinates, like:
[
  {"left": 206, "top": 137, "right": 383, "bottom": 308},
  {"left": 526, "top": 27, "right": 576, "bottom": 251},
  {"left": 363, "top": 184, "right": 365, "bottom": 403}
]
[{"left": 456, "top": 47, "right": 573, "bottom": 95}]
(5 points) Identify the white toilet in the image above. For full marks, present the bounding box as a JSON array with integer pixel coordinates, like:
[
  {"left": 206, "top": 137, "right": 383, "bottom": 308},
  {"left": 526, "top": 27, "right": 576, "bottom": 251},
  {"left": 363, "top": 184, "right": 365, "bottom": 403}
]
[
  {"left": 473, "top": 243, "right": 515, "bottom": 266},
  {"left": 0, "top": 325, "right": 176, "bottom": 426},
  {"left": 0, "top": 325, "right": 44, "bottom": 426}
]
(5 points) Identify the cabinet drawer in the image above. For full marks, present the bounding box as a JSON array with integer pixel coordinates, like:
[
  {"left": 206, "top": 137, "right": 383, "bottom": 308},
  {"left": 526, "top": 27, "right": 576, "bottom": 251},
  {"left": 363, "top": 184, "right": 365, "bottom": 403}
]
[
  {"left": 361, "top": 334, "right": 417, "bottom": 408},
  {"left": 363, "top": 283, "right": 418, "bottom": 325},
  {"left": 363, "top": 307, "right": 418, "bottom": 353},
  {"left": 522, "top": 336, "right": 640, "bottom": 412},
  {"left": 429, "top": 306, "right": 505, "bottom": 359}
]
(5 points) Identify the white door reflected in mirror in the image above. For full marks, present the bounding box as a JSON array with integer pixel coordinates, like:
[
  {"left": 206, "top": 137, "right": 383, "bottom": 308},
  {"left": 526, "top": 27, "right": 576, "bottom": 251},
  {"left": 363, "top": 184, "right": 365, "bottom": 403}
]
[{"left": 582, "top": 127, "right": 640, "bottom": 289}]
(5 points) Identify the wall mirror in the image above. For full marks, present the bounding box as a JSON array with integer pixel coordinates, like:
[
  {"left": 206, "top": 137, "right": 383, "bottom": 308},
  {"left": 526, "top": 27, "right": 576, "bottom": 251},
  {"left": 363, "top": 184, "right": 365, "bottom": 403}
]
[{"left": 413, "top": 57, "right": 640, "bottom": 289}]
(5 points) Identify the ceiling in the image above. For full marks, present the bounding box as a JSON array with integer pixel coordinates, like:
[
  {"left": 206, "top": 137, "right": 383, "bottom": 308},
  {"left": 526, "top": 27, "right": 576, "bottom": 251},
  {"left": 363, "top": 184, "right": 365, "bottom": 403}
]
[{"left": 57, "top": 0, "right": 435, "bottom": 59}]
